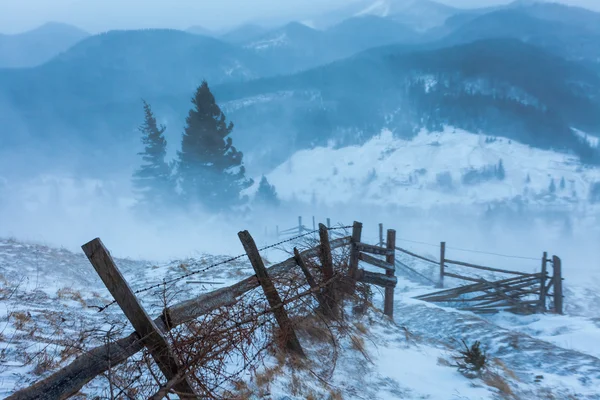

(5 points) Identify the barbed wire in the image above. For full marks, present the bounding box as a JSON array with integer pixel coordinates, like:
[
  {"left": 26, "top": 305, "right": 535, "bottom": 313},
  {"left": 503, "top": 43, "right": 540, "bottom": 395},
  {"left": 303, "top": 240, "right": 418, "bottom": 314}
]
[
  {"left": 395, "top": 237, "right": 539, "bottom": 261},
  {"left": 95, "top": 225, "right": 352, "bottom": 312}
]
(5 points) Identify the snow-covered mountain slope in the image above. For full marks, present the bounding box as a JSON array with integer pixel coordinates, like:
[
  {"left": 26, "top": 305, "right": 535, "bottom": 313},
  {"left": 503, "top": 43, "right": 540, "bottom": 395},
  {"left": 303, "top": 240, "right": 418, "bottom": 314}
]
[
  {"left": 313, "top": 0, "right": 459, "bottom": 31},
  {"left": 256, "top": 127, "right": 600, "bottom": 209}
]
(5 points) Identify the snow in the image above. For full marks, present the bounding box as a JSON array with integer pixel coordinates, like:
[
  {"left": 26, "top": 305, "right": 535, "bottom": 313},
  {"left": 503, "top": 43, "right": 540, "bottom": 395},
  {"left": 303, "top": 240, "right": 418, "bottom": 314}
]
[
  {"left": 573, "top": 128, "right": 600, "bottom": 148},
  {"left": 257, "top": 127, "right": 600, "bottom": 209}
]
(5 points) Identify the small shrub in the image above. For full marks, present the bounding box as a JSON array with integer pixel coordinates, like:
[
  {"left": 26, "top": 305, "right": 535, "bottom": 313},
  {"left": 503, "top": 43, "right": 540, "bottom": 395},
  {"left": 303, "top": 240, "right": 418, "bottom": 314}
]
[
  {"left": 455, "top": 340, "right": 487, "bottom": 377},
  {"left": 435, "top": 171, "right": 454, "bottom": 190}
]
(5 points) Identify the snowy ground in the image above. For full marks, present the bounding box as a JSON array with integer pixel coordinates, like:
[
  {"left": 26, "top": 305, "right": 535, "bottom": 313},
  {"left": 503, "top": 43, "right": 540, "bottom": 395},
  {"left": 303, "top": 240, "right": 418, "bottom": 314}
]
[
  {"left": 1, "top": 237, "right": 600, "bottom": 399},
  {"left": 256, "top": 127, "right": 600, "bottom": 210}
]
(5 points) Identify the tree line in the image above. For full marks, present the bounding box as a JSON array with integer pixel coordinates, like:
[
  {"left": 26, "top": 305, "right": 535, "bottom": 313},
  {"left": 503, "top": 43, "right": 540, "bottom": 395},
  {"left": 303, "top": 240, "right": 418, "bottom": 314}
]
[{"left": 132, "top": 80, "right": 279, "bottom": 213}]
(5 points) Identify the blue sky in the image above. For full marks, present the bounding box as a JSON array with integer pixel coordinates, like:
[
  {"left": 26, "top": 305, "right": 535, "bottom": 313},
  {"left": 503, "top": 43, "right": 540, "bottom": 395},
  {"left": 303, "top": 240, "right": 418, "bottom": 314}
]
[{"left": 1, "top": 0, "right": 598, "bottom": 34}]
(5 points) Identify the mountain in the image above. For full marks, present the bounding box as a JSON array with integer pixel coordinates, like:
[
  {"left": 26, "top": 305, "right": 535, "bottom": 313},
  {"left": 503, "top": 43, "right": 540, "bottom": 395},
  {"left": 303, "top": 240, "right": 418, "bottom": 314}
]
[
  {"left": 220, "top": 24, "right": 268, "bottom": 44},
  {"left": 312, "top": 0, "right": 460, "bottom": 31},
  {"left": 0, "top": 22, "right": 89, "bottom": 68},
  {"left": 0, "top": 29, "right": 275, "bottom": 111},
  {"left": 213, "top": 39, "right": 600, "bottom": 168},
  {"left": 441, "top": 9, "right": 600, "bottom": 64},
  {"left": 241, "top": 18, "right": 420, "bottom": 73},
  {"left": 186, "top": 25, "right": 214, "bottom": 36}
]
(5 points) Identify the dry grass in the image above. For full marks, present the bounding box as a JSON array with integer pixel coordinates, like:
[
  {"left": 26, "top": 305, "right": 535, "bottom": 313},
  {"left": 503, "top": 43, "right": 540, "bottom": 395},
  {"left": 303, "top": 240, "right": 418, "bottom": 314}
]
[
  {"left": 11, "top": 311, "right": 32, "bottom": 330},
  {"left": 32, "top": 352, "right": 57, "bottom": 376},
  {"left": 56, "top": 287, "right": 86, "bottom": 307},
  {"left": 482, "top": 371, "right": 514, "bottom": 398}
]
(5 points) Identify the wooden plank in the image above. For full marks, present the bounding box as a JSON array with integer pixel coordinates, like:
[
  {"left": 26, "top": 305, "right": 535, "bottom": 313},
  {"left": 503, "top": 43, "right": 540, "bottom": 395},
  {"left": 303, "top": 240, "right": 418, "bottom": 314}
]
[
  {"left": 238, "top": 231, "right": 304, "bottom": 356},
  {"left": 356, "top": 269, "right": 397, "bottom": 288},
  {"left": 356, "top": 242, "right": 394, "bottom": 257},
  {"left": 358, "top": 252, "right": 395, "bottom": 271},
  {"left": 395, "top": 246, "right": 439, "bottom": 265},
  {"left": 444, "top": 259, "right": 530, "bottom": 276},
  {"left": 538, "top": 252, "right": 547, "bottom": 312},
  {"left": 349, "top": 221, "right": 363, "bottom": 280},
  {"left": 318, "top": 223, "right": 337, "bottom": 317},
  {"left": 384, "top": 229, "right": 396, "bottom": 317},
  {"left": 81, "top": 239, "right": 196, "bottom": 398},
  {"left": 553, "top": 256, "right": 563, "bottom": 314},
  {"left": 9, "top": 236, "right": 352, "bottom": 400},
  {"left": 444, "top": 272, "right": 482, "bottom": 283},
  {"left": 379, "top": 223, "right": 384, "bottom": 247},
  {"left": 439, "top": 242, "right": 446, "bottom": 288}
]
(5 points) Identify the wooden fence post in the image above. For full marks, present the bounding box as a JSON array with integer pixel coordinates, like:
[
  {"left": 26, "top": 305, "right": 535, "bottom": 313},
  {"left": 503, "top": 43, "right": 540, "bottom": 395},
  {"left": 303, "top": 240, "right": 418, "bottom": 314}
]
[
  {"left": 238, "top": 231, "right": 305, "bottom": 356},
  {"left": 318, "top": 223, "right": 337, "bottom": 316},
  {"left": 384, "top": 229, "right": 396, "bottom": 317},
  {"left": 298, "top": 216, "right": 302, "bottom": 235},
  {"left": 379, "top": 223, "right": 384, "bottom": 247},
  {"left": 539, "top": 252, "right": 548, "bottom": 312},
  {"left": 81, "top": 238, "right": 197, "bottom": 397},
  {"left": 553, "top": 255, "right": 563, "bottom": 315},
  {"left": 349, "top": 221, "right": 363, "bottom": 280},
  {"left": 439, "top": 242, "right": 446, "bottom": 288}
]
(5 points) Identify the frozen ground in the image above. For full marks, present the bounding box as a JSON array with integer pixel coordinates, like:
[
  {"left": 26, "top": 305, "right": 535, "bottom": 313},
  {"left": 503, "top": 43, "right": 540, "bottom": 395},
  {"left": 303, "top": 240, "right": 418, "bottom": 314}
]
[{"left": 1, "top": 237, "right": 600, "bottom": 399}]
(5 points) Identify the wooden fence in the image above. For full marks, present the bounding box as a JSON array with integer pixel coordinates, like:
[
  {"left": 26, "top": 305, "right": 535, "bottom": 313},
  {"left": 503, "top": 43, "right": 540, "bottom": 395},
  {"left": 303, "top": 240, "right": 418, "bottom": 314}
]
[
  {"left": 9, "top": 221, "right": 397, "bottom": 400},
  {"left": 375, "top": 223, "right": 564, "bottom": 315},
  {"left": 9, "top": 220, "right": 565, "bottom": 398}
]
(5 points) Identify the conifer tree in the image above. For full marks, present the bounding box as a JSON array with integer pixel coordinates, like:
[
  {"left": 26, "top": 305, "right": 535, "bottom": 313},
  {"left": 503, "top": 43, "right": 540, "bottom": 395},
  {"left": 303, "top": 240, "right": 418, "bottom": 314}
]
[
  {"left": 496, "top": 159, "right": 505, "bottom": 180},
  {"left": 549, "top": 178, "right": 556, "bottom": 194},
  {"left": 132, "top": 100, "right": 174, "bottom": 209},
  {"left": 177, "top": 81, "right": 253, "bottom": 210},
  {"left": 254, "top": 176, "right": 280, "bottom": 207}
]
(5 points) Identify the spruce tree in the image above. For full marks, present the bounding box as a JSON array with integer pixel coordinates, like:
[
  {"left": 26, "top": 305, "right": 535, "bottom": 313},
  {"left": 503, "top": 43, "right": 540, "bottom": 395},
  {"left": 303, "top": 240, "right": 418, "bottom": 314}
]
[
  {"left": 496, "top": 159, "right": 505, "bottom": 180},
  {"left": 549, "top": 178, "right": 556, "bottom": 194},
  {"left": 132, "top": 100, "right": 174, "bottom": 209},
  {"left": 177, "top": 81, "right": 253, "bottom": 210},
  {"left": 254, "top": 176, "right": 280, "bottom": 207}
]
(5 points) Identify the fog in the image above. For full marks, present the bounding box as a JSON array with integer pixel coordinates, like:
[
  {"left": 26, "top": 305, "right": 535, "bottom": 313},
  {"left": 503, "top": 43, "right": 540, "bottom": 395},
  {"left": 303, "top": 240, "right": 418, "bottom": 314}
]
[
  {"left": 1, "top": 173, "right": 598, "bottom": 295},
  {"left": 1, "top": 0, "right": 600, "bottom": 34}
]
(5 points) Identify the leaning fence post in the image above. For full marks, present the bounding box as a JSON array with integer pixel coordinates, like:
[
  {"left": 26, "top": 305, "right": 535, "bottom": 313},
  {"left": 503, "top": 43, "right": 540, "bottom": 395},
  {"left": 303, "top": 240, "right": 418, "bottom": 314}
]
[
  {"left": 539, "top": 252, "right": 548, "bottom": 312},
  {"left": 81, "top": 238, "right": 197, "bottom": 397},
  {"left": 552, "top": 255, "right": 563, "bottom": 314},
  {"left": 379, "top": 223, "right": 384, "bottom": 247},
  {"left": 318, "top": 223, "right": 337, "bottom": 316},
  {"left": 439, "top": 242, "right": 446, "bottom": 288},
  {"left": 384, "top": 229, "right": 396, "bottom": 317},
  {"left": 238, "top": 230, "right": 305, "bottom": 356},
  {"left": 349, "top": 221, "right": 363, "bottom": 280}
]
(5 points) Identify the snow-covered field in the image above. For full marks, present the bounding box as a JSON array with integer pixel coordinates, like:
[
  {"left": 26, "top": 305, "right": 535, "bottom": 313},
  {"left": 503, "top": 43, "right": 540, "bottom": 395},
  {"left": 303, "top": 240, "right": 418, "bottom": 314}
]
[
  {"left": 1, "top": 237, "right": 600, "bottom": 399},
  {"left": 259, "top": 127, "right": 600, "bottom": 209}
]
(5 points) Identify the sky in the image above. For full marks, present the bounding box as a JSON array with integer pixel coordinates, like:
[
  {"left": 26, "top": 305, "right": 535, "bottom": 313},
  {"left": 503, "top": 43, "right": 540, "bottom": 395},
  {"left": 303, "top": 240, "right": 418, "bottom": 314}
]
[{"left": 0, "top": 0, "right": 599, "bottom": 34}]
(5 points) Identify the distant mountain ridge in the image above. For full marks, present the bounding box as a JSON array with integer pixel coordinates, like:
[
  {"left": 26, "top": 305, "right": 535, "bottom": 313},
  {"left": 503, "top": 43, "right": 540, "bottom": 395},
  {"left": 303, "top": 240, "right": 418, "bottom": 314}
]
[{"left": 0, "top": 22, "right": 89, "bottom": 68}]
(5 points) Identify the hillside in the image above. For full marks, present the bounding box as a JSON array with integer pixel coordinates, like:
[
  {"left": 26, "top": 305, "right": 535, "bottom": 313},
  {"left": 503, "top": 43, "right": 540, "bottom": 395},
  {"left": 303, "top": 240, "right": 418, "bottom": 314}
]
[
  {"left": 216, "top": 39, "right": 600, "bottom": 168},
  {"left": 0, "top": 22, "right": 89, "bottom": 68},
  {"left": 442, "top": 9, "right": 600, "bottom": 64},
  {"left": 253, "top": 127, "right": 600, "bottom": 209}
]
